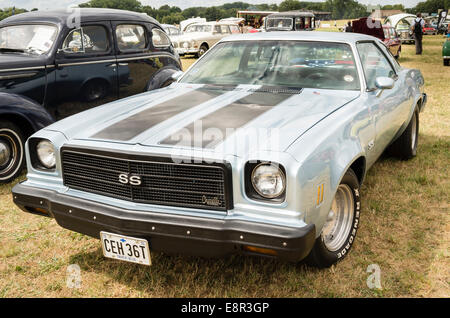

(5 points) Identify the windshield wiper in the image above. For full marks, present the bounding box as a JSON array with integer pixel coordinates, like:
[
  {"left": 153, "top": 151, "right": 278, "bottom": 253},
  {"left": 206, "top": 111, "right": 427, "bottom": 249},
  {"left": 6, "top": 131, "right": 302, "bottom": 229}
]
[
  {"left": 0, "top": 47, "right": 26, "bottom": 53},
  {"left": 25, "top": 47, "right": 45, "bottom": 54}
]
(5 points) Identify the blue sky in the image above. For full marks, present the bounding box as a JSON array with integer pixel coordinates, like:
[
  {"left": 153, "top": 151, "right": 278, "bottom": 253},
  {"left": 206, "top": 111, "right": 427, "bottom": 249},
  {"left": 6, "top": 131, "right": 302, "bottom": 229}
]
[{"left": 1, "top": 0, "right": 422, "bottom": 11}]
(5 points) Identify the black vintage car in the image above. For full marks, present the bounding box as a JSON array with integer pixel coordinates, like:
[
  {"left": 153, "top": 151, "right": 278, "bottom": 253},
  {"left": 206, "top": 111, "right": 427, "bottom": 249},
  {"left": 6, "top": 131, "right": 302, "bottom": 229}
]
[{"left": 0, "top": 8, "right": 182, "bottom": 183}]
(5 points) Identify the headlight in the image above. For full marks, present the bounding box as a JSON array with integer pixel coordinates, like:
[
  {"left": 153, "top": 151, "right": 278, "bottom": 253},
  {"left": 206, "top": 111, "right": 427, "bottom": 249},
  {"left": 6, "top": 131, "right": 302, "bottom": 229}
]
[
  {"left": 251, "top": 163, "right": 286, "bottom": 199},
  {"left": 36, "top": 140, "right": 56, "bottom": 169},
  {"left": 183, "top": 42, "right": 189, "bottom": 48}
]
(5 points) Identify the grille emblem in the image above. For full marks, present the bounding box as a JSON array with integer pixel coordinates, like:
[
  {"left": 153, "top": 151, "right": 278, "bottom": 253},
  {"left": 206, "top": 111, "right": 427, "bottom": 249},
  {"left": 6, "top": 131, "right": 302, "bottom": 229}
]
[
  {"left": 202, "top": 195, "right": 221, "bottom": 206},
  {"left": 119, "top": 173, "right": 142, "bottom": 186}
]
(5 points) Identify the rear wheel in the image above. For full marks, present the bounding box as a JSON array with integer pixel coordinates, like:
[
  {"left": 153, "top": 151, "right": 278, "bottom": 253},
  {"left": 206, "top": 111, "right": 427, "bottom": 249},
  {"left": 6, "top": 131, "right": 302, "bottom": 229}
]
[
  {"left": 305, "top": 169, "right": 361, "bottom": 268},
  {"left": 0, "top": 120, "right": 25, "bottom": 183},
  {"left": 388, "top": 108, "right": 419, "bottom": 160}
]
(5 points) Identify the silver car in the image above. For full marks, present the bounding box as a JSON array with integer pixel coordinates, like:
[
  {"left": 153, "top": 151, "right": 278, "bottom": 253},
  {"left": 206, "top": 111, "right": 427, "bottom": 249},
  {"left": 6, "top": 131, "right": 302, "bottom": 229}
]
[
  {"left": 12, "top": 32, "right": 426, "bottom": 268},
  {"left": 172, "top": 21, "right": 241, "bottom": 57}
]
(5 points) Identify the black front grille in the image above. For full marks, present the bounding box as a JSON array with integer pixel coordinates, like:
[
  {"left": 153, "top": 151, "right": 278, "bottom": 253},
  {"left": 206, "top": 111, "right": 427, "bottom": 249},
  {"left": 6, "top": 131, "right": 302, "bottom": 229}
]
[{"left": 61, "top": 148, "right": 232, "bottom": 211}]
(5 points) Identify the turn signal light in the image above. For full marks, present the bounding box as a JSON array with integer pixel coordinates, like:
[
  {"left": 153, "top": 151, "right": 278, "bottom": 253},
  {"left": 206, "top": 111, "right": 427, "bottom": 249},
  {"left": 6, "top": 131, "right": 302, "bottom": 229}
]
[{"left": 243, "top": 245, "right": 277, "bottom": 256}]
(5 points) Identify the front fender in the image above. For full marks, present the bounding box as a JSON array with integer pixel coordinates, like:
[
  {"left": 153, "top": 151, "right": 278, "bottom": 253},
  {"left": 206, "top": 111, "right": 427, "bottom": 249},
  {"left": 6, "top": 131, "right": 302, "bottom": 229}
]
[{"left": 0, "top": 92, "right": 54, "bottom": 132}]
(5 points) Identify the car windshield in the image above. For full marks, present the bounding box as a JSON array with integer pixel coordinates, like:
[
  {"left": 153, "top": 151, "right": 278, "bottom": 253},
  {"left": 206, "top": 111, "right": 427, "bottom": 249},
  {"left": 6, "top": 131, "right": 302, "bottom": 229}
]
[
  {"left": 266, "top": 18, "right": 293, "bottom": 30},
  {"left": 181, "top": 40, "right": 360, "bottom": 90},
  {"left": 0, "top": 24, "right": 57, "bottom": 55},
  {"left": 185, "top": 25, "right": 212, "bottom": 33}
]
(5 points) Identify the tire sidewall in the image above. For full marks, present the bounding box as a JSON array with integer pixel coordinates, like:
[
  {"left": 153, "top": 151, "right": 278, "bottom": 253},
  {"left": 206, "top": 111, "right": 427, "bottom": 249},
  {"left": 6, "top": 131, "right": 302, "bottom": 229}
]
[
  {"left": 317, "top": 171, "right": 361, "bottom": 265},
  {"left": 0, "top": 126, "right": 24, "bottom": 182}
]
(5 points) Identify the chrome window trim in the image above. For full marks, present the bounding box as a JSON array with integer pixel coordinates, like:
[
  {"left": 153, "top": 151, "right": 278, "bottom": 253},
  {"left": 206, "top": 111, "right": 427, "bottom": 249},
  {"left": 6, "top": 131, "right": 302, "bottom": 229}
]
[
  {"left": 0, "top": 65, "right": 46, "bottom": 73},
  {"left": 57, "top": 59, "right": 117, "bottom": 67}
]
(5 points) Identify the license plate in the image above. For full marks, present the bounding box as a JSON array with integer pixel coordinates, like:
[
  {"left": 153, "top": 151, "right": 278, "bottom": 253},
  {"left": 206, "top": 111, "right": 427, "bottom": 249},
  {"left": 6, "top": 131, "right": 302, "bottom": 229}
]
[{"left": 100, "top": 231, "right": 151, "bottom": 266}]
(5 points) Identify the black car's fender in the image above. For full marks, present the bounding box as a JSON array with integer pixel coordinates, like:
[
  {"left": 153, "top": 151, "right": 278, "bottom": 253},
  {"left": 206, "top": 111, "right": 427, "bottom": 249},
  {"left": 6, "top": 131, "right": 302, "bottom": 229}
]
[
  {"left": 146, "top": 66, "right": 181, "bottom": 91},
  {"left": 0, "top": 92, "right": 54, "bottom": 183}
]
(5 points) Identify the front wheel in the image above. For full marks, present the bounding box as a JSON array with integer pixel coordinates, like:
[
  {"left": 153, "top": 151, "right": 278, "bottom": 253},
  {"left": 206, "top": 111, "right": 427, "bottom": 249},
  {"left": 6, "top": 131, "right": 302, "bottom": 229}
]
[
  {"left": 197, "top": 44, "right": 208, "bottom": 58},
  {"left": 305, "top": 169, "right": 361, "bottom": 268},
  {"left": 0, "top": 120, "right": 26, "bottom": 183}
]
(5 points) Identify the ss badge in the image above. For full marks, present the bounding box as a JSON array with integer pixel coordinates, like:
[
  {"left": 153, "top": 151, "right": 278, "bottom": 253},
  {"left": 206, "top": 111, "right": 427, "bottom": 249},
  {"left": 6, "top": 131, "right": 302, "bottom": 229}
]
[{"left": 119, "top": 173, "right": 142, "bottom": 186}]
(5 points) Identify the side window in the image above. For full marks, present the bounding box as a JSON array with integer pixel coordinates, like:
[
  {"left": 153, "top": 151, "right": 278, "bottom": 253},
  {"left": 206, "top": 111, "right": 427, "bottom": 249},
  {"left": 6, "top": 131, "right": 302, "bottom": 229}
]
[
  {"left": 116, "top": 24, "right": 147, "bottom": 52},
  {"left": 214, "top": 25, "right": 222, "bottom": 34},
  {"left": 220, "top": 25, "right": 230, "bottom": 34},
  {"left": 229, "top": 25, "right": 241, "bottom": 34},
  {"left": 62, "top": 25, "right": 109, "bottom": 54},
  {"left": 357, "top": 42, "right": 396, "bottom": 90},
  {"left": 152, "top": 28, "right": 170, "bottom": 48}
]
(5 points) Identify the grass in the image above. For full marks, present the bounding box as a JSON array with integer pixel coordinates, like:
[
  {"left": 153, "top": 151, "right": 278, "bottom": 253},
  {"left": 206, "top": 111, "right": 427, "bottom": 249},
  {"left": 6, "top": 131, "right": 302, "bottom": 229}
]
[{"left": 0, "top": 35, "right": 449, "bottom": 298}]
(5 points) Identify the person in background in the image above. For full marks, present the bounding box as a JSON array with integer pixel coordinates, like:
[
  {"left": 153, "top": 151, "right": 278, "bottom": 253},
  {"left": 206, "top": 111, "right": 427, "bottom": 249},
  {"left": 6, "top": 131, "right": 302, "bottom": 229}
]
[
  {"left": 345, "top": 21, "right": 353, "bottom": 32},
  {"left": 411, "top": 13, "right": 425, "bottom": 55}
]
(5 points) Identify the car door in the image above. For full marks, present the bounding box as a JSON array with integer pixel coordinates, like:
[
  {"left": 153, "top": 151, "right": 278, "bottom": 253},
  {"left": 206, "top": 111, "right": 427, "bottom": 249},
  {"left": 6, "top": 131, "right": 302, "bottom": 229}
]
[
  {"left": 114, "top": 22, "right": 161, "bottom": 99},
  {"left": 53, "top": 22, "right": 118, "bottom": 119},
  {"left": 357, "top": 41, "right": 409, "bottom": 160}
]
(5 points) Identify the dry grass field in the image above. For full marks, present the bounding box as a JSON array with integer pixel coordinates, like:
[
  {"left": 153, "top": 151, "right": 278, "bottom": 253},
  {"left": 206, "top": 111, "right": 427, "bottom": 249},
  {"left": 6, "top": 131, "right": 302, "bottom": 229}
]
[{"left": 0, "top": 35, "right": 448, "bottom": 298}]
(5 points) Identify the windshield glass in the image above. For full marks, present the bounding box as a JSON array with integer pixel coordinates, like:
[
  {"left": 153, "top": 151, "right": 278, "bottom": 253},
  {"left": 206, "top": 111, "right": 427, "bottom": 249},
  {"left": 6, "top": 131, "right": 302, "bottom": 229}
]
[
  {"left": 0, "top": 24, "right": 57, "bottom": 54},
  {"left": 266, "top": 18, "right": 293, "bottom": 30},
  {"left": 185, "top": 25, "right": 212, "bottom": 33},
  {"left": 181, "top": 41, "right": 360, "bottom": 90}
]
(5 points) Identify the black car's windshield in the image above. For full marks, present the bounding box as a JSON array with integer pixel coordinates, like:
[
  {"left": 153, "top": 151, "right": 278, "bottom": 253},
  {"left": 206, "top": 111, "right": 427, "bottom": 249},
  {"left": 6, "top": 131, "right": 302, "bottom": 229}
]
[
  {"left": 0, "top": 24, "right": 57, "bottom": 55},
  {"left": 181, "top": 41, "right": 361, "bottom": 90}
]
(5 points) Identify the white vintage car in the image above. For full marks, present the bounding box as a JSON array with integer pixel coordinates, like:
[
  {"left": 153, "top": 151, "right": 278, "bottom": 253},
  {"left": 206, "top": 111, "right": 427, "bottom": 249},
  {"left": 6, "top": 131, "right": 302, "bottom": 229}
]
[{"left": 171, "top": 21, "right": 241, "bottom": 57}]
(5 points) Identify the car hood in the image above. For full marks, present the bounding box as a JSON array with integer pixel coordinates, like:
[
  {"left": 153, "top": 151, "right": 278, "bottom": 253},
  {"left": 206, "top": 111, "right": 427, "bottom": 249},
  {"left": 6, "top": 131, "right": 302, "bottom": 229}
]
[
  {"left": 48, "top": 83, "right": 359, "bottom": 157},
  {"left": 0, "top": 53, "right": 47, "bottom": 69}
]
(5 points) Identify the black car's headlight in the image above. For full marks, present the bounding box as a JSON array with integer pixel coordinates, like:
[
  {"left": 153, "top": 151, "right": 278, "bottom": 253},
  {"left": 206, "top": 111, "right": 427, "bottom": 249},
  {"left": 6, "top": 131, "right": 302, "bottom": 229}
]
[
  {"left": 246, "top": 162, "right": 286, "bottom": 201},
  {"left": 29, "top": 138, "right": 56, "bottom": 170}
]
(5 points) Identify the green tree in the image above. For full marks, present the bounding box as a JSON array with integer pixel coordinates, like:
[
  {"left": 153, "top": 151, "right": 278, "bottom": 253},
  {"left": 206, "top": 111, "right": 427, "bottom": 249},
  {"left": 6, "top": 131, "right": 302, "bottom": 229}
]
[{"left": 79, "top": 0, "right": 143, "bottom": 12}]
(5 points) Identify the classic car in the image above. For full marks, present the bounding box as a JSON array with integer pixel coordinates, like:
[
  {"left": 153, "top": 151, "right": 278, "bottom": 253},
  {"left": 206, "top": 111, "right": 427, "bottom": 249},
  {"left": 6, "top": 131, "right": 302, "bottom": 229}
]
[
  {"left": 0, "top": 8, "right": 181, "bottom": 183},
  {"left": 162, "top": 24, "right": 181, "bottom": 37},
  {"left": 352, "top": 18, "right": 402, "bottom": 59},
  {"left": 265, "top": 11, "right": 315, "bottom": 31},
  {"left": 12, "top": 32, "right": 426, "bottom": 268},
  {"left": 171, "top": 22, "right": 241, "bottom": 57},
  {"left": 422, "top": 24, "right": 437, "bottom": 35},
  {"left": 443, "top": 36, "right": 450, "bottom": 66}
]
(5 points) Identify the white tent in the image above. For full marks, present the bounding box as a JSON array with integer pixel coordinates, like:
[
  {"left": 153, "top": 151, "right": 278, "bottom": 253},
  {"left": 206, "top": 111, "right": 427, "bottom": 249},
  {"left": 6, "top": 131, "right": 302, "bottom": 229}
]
[{"left": 384, "top": 13, "right": 416, "bottom": 28}]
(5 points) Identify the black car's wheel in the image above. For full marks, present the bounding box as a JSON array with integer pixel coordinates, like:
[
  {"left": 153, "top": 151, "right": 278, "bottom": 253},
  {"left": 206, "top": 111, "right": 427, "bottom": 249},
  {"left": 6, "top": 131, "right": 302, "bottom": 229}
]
[
  {"left": 0, "top": 120, "right": 25, "bottom": 183},
  {"left": 82, "top": 80, "right": 108, "bottom": 102},
  {"left": 444, "top": 59, "right": 449, "bottom": 66},
  {"left": 388, "top": 108, "right": 419, "bottom": 160},
  {"left": 197, "top": 44, "right": 208, "bottom": 58},
  {"left": 305, "top": 169, "right": 361, "bottom": 268}
]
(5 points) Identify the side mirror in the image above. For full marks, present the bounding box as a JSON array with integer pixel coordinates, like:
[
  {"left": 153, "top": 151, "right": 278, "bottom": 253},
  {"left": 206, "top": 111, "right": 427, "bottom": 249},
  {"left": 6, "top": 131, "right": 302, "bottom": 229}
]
[
  {"left": 375, "top": 77, "right": 395, "bottom": 97},
  {"left": 171, "top": 70, "right": 184, "bottom": 81}
]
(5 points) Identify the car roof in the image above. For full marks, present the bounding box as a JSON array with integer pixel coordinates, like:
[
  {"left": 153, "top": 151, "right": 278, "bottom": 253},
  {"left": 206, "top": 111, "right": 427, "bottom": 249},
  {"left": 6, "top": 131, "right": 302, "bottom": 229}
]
[
  {"left": 220, "top": 31, "right": 381, "bottom": 44},
  {"left": 0, "top": 8, "right": 160, "bottom": 27},
  {"left": 190, "top": 21, "right": 235, "bottom": 26},
  {"left": 267, "top": 11, "right": 315, "bottom": 18}
]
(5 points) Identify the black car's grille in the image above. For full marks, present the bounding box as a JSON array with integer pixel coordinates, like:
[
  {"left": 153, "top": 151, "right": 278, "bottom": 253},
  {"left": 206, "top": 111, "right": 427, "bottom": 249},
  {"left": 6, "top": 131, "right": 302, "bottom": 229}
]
[{"left": 61, "top": 148, "right": 232, "bottom": 211}]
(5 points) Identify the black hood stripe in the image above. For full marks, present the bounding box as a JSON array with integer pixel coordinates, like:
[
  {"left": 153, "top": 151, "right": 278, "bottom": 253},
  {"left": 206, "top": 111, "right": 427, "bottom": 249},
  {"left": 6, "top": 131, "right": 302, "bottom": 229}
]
[
  {"left": 160, "top": 91, "right": 295, "bottom": 149},
  {"left": 91, "top": 88, "right": 227, "bottom": 141}
]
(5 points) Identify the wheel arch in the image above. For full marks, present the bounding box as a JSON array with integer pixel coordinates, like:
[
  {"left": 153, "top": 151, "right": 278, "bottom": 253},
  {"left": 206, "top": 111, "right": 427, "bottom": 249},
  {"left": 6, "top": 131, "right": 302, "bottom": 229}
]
[{"left": 0, "top": 112, "right": 35, "bottom": 138}]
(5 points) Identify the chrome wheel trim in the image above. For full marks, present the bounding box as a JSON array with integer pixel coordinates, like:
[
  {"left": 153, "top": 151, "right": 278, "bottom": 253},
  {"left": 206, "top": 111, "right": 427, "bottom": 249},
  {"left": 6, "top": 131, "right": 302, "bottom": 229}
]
[
  {"left": 411, "top": 113, "right": 417, "bottom": 151},
  {"left": 0, "top": 140, "right": 10, "bottom": 167},
  {"left": 0, "top": 129, "right": 23, "bottom": 180},
  {"left": 321, "top": 184, "right": 355, "bottom": 252}
]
